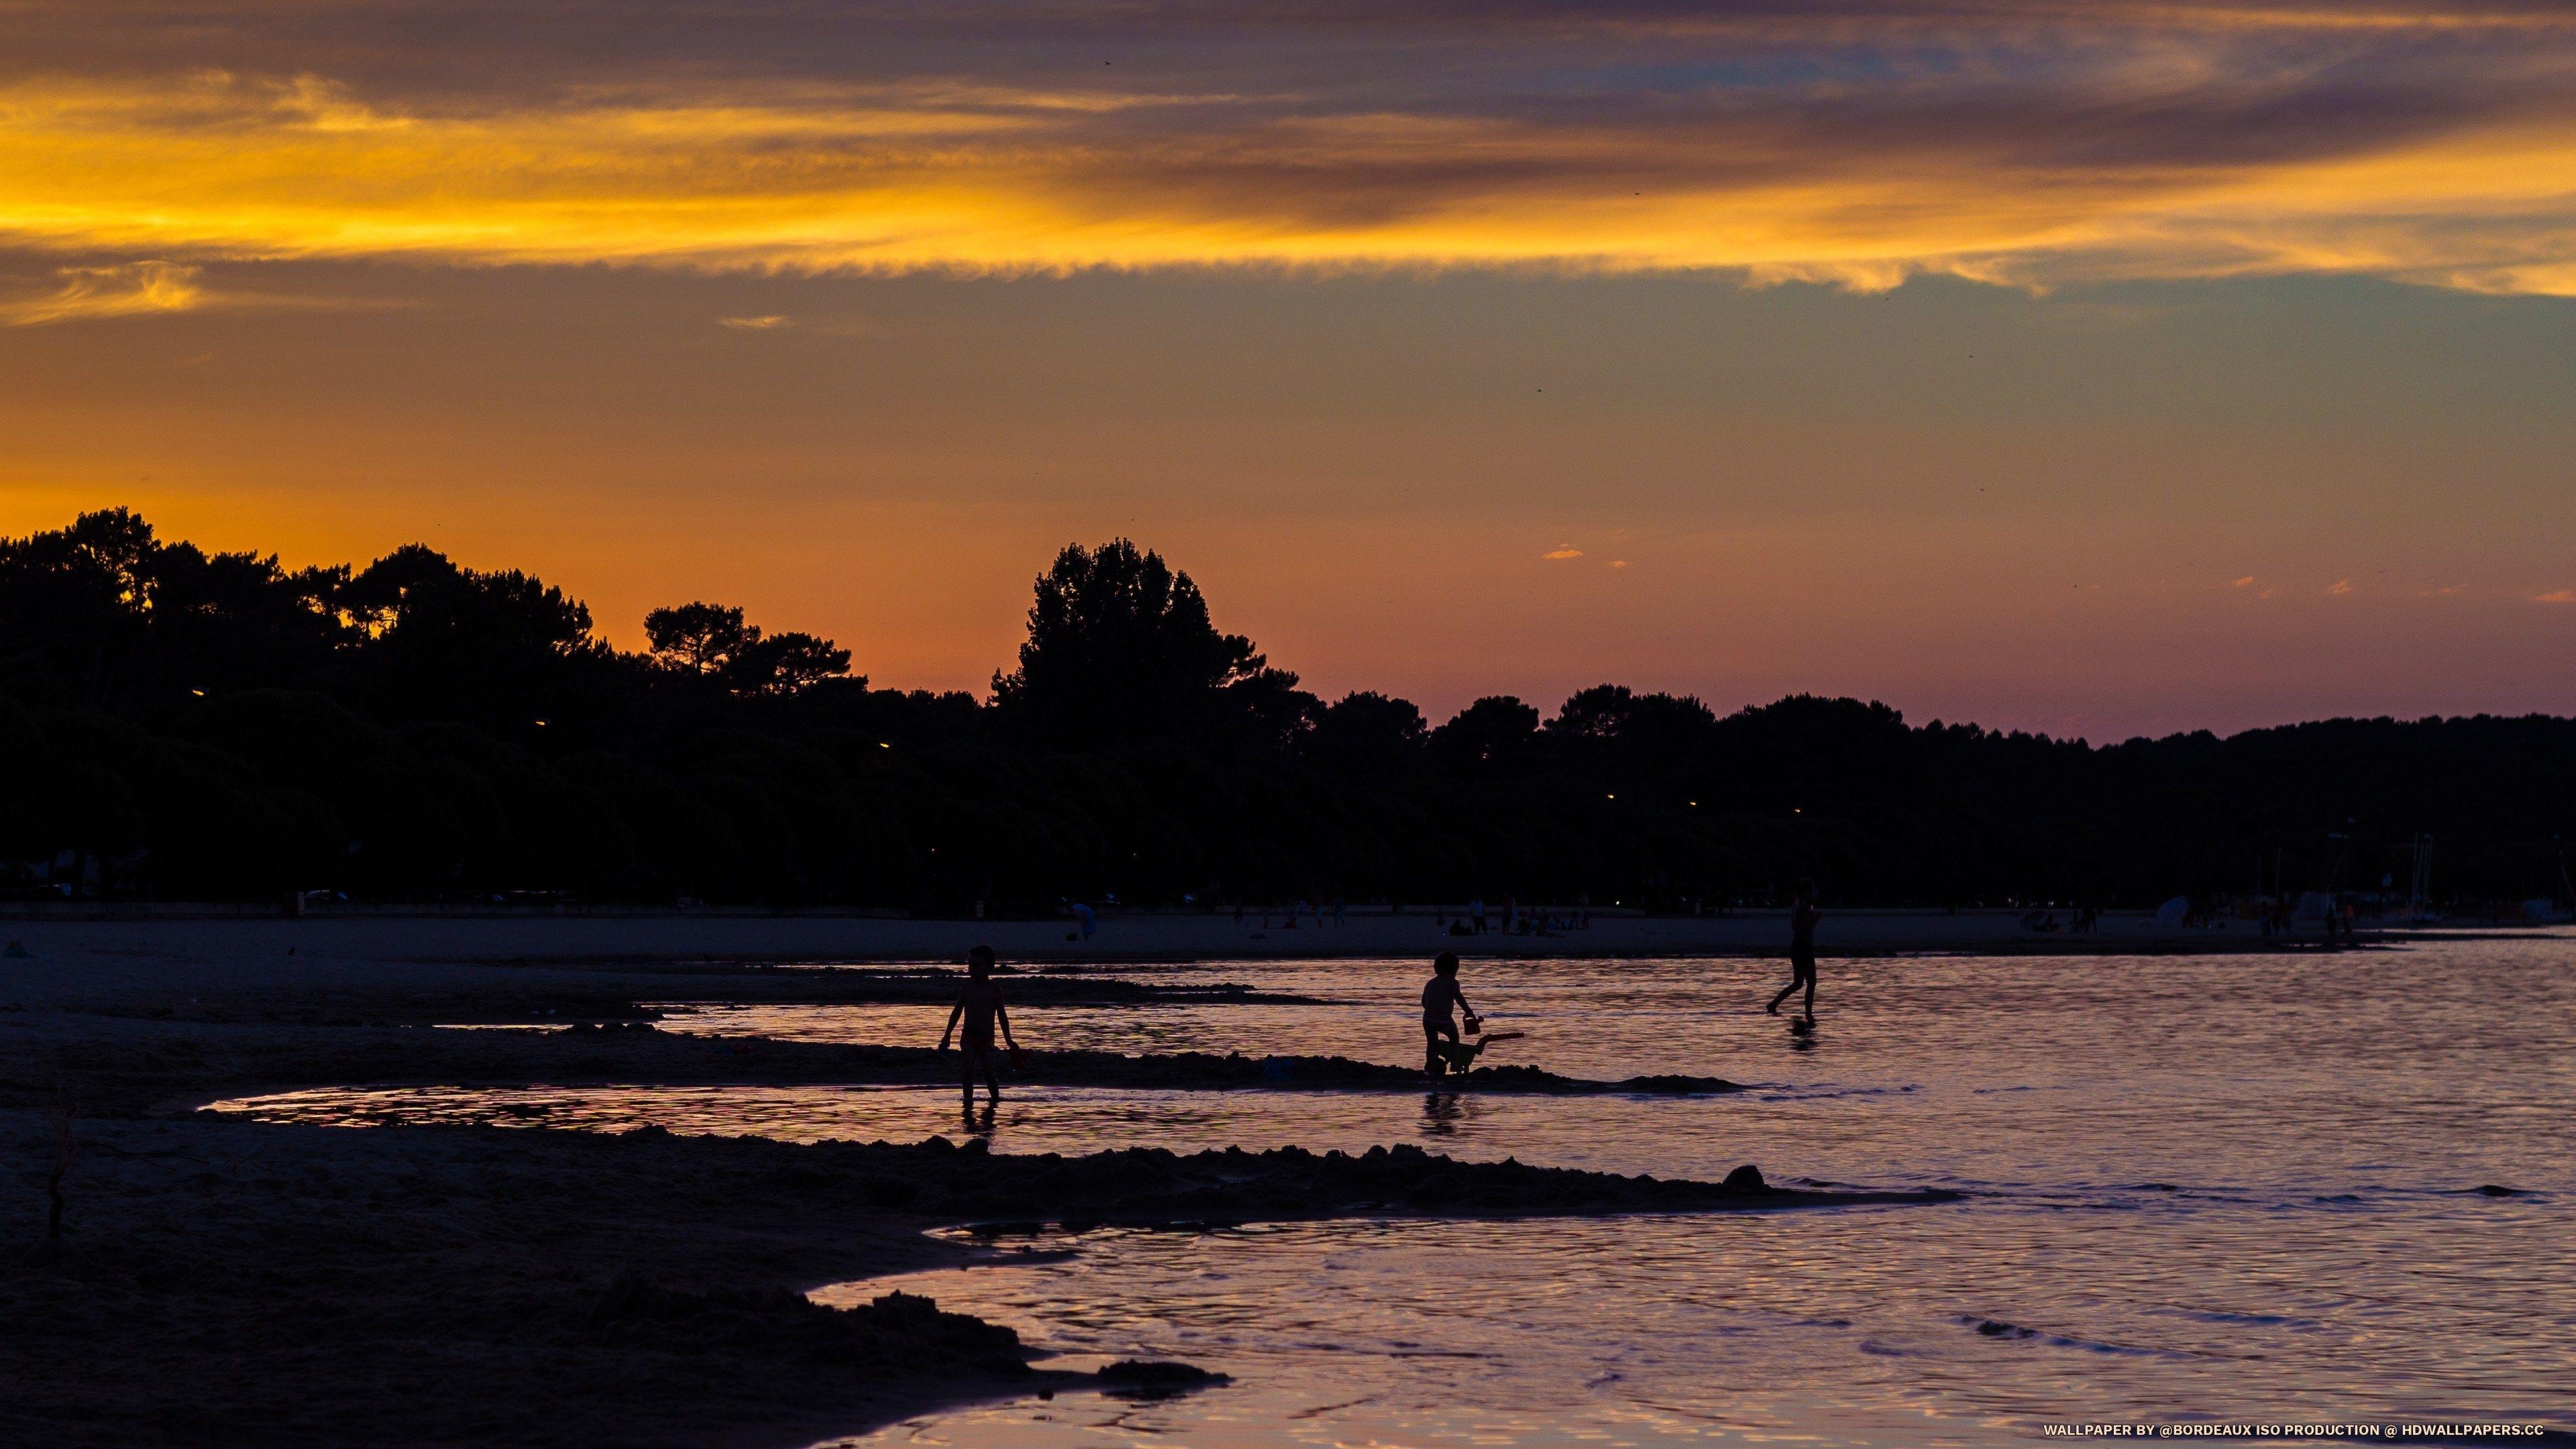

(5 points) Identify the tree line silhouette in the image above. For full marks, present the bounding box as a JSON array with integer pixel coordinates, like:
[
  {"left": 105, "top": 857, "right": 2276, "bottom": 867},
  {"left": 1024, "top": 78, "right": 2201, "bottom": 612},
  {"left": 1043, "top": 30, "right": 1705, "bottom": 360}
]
[{"left": 5, "top": 508, "right": 2571, "bottom": 910}]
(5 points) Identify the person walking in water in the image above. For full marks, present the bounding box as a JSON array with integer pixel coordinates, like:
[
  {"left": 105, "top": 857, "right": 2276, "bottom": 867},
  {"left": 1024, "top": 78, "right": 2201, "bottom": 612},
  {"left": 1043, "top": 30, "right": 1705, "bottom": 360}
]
[
  {"left": 1421, "top": 951, "right": 1486, "bottom": 1078},
  {"left": 1766, "top": 879, "right": 1823, "bottom": 1018},
  {"left": 938, "top": 945, "right": 1020, "bottom": 1110}
]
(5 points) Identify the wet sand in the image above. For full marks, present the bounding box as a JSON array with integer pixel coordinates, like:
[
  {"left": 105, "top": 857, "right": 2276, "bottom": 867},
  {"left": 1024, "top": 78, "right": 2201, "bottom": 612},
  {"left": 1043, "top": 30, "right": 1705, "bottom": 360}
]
[{"left": 0, "top": 930, "right": 1937, "bottom": 1447}]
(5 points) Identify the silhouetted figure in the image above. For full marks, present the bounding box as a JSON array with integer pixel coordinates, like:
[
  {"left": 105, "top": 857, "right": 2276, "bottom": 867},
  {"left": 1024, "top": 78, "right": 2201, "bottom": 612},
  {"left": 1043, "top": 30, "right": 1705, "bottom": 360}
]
[
  {"left": 938, "top": 945, "right": 1019, "bottom": 1110},
  {"left": 1766, "top": 879, "right": 1822, "bottom": 1019},
  {"left": 1421, "top": 951, "right": 1487, "bottom": 1077}
]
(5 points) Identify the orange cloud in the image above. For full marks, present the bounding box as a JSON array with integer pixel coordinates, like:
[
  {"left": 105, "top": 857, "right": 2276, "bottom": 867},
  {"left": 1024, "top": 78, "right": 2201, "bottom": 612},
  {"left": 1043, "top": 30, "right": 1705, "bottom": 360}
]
[
  {"left": 2535, "top": 589, "right": 2576, "bottom": 604},
  {"left": 1, "top": 260, "right": 205, "bottom": 325},
  {"left": 1, "top": 39, "right": 2575, "bottom": 294},
  {"left": 1542, "top": 547, "right": 1584, "bottom": 560}
]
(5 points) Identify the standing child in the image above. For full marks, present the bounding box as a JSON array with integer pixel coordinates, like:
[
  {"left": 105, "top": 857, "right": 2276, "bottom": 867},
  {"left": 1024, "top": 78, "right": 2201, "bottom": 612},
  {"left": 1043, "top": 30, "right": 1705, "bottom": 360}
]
[
  {"left": 1420, "top": 951, "right": 1486, "bottom": 1078},
  {"left": 1766, "top": 878, "right": 1823, "bottom": 1019},
  {"left": 939, "top": 945, "right": 1020, "bottom": 1110}
]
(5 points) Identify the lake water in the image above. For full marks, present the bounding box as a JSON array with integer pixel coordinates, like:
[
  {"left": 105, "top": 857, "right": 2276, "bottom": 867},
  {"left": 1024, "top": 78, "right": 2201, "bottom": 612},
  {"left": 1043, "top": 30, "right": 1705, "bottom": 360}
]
[{"left": 215, "top": 938, "right": 2576, "bottom": 1446}]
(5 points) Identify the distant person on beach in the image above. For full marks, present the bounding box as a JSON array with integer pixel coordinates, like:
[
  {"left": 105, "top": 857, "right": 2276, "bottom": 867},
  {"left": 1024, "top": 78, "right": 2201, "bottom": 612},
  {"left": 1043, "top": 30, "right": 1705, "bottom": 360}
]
[
  {"left": 938, "top": 945, "right": 1020, "bottom": 1110},
  {"left": 1421, "top": 951, "right": 1486, "bottom": 1078},
  {"left": 1766, "top": 879, "right": 1822, "bottom": 1018}
]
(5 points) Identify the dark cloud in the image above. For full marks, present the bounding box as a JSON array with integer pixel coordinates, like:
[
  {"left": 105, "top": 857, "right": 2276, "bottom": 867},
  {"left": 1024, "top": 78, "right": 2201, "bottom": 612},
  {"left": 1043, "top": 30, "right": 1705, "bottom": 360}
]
[{"left": 10, "top": 1, "right": 2568, "bottom": 91}]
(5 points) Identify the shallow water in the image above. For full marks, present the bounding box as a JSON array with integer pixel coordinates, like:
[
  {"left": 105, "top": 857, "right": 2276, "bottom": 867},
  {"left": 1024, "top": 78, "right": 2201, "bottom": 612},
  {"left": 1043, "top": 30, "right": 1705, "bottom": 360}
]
[{"left": 217, "top": 938, "right": 2576, "bottom": 1444}]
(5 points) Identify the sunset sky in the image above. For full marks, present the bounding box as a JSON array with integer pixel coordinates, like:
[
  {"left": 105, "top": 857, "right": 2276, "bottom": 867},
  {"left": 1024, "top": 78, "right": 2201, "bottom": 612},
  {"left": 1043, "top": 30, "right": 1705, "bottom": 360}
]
[{"left": 5, "top": 0, "right": 2574, "bottom": 739}]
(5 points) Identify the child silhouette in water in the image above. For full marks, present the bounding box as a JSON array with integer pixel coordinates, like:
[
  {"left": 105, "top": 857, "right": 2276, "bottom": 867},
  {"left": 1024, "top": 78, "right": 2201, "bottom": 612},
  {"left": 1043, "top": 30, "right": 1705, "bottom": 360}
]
[
  {"left": 938, "top": 945, "right": 1019, "bottom": 1109},
  {"left": 1421, "top": 951, "right": 1487, "bottom": 1078},
  {"left": 1766, "top": 878, "right": 1823, "bottom": 1020}
]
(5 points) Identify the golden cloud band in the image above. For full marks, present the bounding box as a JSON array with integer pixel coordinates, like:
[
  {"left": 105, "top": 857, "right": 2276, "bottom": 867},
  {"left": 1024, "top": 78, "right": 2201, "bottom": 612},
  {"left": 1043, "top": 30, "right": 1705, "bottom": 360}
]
[{"left": 3, "top": 65, "right": 2574, "bottom": 300}]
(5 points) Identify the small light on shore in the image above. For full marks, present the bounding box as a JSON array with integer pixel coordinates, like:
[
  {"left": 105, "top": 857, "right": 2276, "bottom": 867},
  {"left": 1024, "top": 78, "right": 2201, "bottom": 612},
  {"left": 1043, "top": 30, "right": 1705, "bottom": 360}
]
[
  {"left": 189, "top": 688, "right": 206, "bottom": 697},
  {"left": 879, "top": 741, "right": 892, "bottom": 749}
]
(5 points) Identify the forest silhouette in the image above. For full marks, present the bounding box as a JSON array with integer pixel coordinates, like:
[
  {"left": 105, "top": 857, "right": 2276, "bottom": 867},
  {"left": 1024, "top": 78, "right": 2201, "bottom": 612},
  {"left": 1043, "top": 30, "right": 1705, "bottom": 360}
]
[{"left": 4, "top": 508, "right": 2570, "bottom": 910}]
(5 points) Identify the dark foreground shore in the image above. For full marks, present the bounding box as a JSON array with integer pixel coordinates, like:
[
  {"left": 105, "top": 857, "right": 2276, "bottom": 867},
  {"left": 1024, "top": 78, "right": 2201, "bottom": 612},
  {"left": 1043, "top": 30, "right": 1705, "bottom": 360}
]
[
  {"left": 1, "top": 934, "right": 1941, "bottom": 1447},
  {"left": 1, "top": 1107, "right": 1943, "bottom": 1449}
]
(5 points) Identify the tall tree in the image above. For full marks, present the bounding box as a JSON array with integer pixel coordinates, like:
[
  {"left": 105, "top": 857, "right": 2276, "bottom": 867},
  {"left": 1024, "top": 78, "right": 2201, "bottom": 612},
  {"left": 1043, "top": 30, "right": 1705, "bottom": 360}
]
[
  {"left": 645, "top": 602, "right": 753, "bottom": 676},
  {"left": 0, "top": 509, "right": 345, "bottom": 710},
  {"left": 991, "top": 540, "right": 1267, "bottom": 749},
  {"left": 729, "top": 631, "right": 852, "bottom": 696},
  {"left": 342, "top": 545, "right": 603, "bottom": 730},
  {"left": 0, "top": 508, "right": 156, "bottom": 707},
  {"left": 1433, "top": 695, "right": 1542, "bottom": 773},
  {"left": 1309, "top": 691, "right": 1428, "bottom": 775},
  {"left": 645, "top": 603, "right": 851, "bottom": 696}
]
